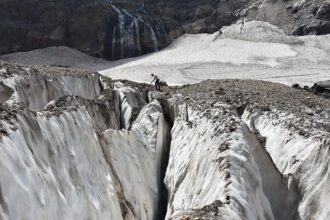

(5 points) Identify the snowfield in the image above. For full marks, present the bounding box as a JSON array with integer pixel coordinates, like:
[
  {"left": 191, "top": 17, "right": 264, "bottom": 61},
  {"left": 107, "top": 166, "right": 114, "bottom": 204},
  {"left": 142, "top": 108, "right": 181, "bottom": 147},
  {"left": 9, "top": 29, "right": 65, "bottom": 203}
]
[
  {"left": 1, "top": 21, "right": 330, "bottom": 86},
  {"left": 101, "top": 21, "right": 330, "bottom": 86}
]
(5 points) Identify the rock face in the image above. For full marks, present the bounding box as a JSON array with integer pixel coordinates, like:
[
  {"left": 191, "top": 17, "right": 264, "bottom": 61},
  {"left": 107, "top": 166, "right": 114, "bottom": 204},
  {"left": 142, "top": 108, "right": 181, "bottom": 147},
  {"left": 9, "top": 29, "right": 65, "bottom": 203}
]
[
  {"left": 0, "top": 0, "right": 117, "bottom": 57},
  {"left": 0, "top": 62, "right": 329, "bottom": 219},
  {"left": 0, "top": 0, "right": 170, "bottom": 60},
  {"left": 1, "top": 0, "right": 330, "bottom": 60},
  {"left": 250, "top": 0, "right": 330, "bottom": 35},
  {"left": 149, "top": 0, "right": 256, "bottom": 36}
]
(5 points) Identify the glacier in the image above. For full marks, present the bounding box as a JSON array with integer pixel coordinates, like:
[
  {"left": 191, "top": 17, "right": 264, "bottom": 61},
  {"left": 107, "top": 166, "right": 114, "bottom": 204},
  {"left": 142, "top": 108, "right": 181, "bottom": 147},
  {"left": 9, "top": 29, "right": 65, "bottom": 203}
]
[
  {"left": 0, "top": 62, "right": 329, "bottom": 220},
  {"left": 0, "top": 63, "right": 165, "bottom": 220}
]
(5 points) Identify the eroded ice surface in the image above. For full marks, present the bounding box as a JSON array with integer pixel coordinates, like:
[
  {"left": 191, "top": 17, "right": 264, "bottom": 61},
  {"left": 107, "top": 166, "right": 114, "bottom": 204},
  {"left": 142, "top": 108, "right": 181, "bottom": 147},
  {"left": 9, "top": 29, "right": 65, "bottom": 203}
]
[
  {"left": 164, "top": 101, "right": 301, "bottom": 220},
  {"left": 0, "top": 68, "right": 167, "bottom": 220}
]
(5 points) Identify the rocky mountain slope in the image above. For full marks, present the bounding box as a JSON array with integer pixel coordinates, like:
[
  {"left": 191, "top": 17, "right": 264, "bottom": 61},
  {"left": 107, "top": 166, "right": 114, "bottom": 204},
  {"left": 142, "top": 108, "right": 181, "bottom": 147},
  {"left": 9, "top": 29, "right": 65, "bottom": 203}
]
[
  {"left": 1, "top": 0, "right": 330, "bottom": 60},
  {"left": 0, "top": 62, "right": 329, "bottom": 219}
]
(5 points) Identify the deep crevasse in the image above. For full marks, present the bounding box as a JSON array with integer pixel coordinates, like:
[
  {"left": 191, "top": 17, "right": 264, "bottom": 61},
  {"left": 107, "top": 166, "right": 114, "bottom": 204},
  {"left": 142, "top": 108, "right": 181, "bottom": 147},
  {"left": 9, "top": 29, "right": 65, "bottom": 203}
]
[
  {"left": 0, "top": 69, "right": 170, "bottom": 219},
  {"left": 0, "top": 102, "right": 168, "bottom": 220}
]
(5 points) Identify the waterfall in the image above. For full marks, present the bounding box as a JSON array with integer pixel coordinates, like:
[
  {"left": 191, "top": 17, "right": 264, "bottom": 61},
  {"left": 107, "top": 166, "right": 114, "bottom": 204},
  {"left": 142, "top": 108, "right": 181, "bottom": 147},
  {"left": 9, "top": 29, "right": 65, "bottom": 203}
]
[
  {"left": 134, "top": 18, "right": 142, "bottom": 55},
  {"left": 146, "top": 23, "right": 159, "bottom": 52},
  {"left": 110, "top": 3, "right": 166, "bottom": 60}
]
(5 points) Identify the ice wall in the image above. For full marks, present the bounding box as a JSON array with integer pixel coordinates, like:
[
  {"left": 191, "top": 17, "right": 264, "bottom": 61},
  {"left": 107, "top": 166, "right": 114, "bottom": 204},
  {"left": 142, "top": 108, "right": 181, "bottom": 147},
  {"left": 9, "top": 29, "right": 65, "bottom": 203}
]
[
  {"left": 243, "top": 109, "right": 330, "bottom": 220},
  {"left": 132, "top": 100, "right": 164, "bottom": 152},
  {"left": 49, "top": 95, "right": 120, "bottom": 131},
  {"left": 0, "top": 108, "right": 124, "bottom": 220},
  {"left": 131, "top": 99, "right": 171, "bottom": 218},
  {"left": 100, "top": 129, "right": 157, "bottom": 220},
  {"left": 5, "top": 72, "right": 101, "bottom": 109}
]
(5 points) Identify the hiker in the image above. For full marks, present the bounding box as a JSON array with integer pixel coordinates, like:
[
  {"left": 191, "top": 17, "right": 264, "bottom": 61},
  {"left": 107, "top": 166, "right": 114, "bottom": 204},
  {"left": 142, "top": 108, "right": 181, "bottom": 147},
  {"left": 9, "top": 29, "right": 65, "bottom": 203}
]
[
  {"left": 151, "top": 73, "right": 161, "bottom": 91},
  {"left": 240, "top": 19, "right": 245, "bottom": 34}
]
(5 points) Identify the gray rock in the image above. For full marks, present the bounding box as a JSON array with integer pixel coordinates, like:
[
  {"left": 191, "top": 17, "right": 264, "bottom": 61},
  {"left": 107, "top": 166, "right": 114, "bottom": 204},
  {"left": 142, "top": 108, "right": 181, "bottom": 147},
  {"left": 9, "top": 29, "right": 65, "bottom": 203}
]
[
  {"left": 311, "top": 80, "right": 330, "bottom": 98},
  {"left": 1, "top": 0, "right": 330, "bottom": 60},
  {"left": 316, "top": 2, "right": 330, "bottom": 20},
  {"left": 0, "top": 82, "right": 13, "bottom": 103}
]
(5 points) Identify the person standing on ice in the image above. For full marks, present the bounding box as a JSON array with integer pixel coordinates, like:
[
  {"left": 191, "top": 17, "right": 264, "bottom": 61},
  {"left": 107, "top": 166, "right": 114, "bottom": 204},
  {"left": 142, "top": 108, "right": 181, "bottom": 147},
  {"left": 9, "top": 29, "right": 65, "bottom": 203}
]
[
  {"left": 240, "top": 18, "right": 245, "bottom": 34},
  {"left": 151, "top": 73, "right": 161, "bottom": 91}
]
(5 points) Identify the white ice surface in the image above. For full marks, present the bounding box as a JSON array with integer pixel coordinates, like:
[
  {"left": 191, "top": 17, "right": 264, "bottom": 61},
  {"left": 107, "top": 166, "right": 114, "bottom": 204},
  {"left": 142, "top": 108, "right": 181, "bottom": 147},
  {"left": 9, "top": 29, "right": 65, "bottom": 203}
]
[{"left": 100, "top": 21, "right": 330, "bottom": 86}]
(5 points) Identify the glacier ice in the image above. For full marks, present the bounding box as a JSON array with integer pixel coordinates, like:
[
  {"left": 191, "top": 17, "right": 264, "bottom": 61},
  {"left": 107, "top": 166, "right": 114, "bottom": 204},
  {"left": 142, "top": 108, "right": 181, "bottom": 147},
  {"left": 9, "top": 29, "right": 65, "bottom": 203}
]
[
  {"left": 164, "top": 103, "right": 276, "bottom": 219},
  {"left": 114, "top": 82, "right": 147, "bottom": 129},
  {"left": 0, "top": 62, "right": 329, "bottom": 220},
  {"left": 243, "top": 109, "right": 330, "bottom": 220},
  {"left": 0, "top": 65, "right": 167, "bottom": 220}
]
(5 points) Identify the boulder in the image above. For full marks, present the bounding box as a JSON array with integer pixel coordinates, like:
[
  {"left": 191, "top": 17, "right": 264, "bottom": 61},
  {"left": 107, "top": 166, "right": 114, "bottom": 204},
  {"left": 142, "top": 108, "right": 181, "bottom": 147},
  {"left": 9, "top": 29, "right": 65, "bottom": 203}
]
[{"left": 310, "top": 80, "right": 330, "bottom": 98}]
